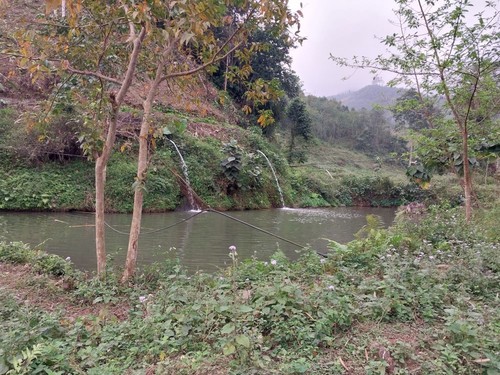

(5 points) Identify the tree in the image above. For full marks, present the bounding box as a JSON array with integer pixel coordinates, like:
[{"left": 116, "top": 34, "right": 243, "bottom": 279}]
[
  {"left": 121, "top": 1, "right": 301, "bottom": 282},
  {"left": 286, "top": 97, "right": 311, "bottom": 163},
  {"left": 210, "top": 23, "right": 302, "bottom": 131},
  {"left": 391, "top": 89, "right": 434, "bottom": 132},
  {"left": 331, "top": 0, "right": 500, "bottom": 221},
  {"left": 7, "top": 0, "right": 302, "bottom": 280},
  {"left": 8, "top": 1, "right": 148, "bottom": 276},
  {"left": 391, "top": 89, "right": 437, "bottom": 166}
]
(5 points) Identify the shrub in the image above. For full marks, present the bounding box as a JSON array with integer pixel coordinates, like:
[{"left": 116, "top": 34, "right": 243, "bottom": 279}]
[
  {"left": 0, "top": 241, "right": 35, "bottom": 264},
  {"left": 33, "top": 253, "right": 73, "bottom": 277}
]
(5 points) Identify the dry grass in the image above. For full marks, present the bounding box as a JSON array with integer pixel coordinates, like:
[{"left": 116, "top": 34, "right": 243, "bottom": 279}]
[{"left": 0, "top": 262, "right": 129, "bottom": 321}]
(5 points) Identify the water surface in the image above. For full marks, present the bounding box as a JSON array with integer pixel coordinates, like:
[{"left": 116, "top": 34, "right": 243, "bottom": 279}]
[{"left": 0, "top": 207, "right": 395, "bottom": 273}]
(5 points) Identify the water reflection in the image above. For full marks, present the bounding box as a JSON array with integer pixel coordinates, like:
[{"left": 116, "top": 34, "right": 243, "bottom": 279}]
[{"left": 0, "top": 207, "right": 395, "bottom": 273}]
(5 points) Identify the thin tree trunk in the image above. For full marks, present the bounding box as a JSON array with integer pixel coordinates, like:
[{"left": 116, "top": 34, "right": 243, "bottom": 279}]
[
  {"left": 122, "top": 62, "right": 164, "bottom": 282},
  {"left": 224, "top": 55, "right": 229, "bottom": 91},
  {"left": 417, "top": 0, "right": 476, "bottom": 223},
  {"left": 93, "top": 27, "right": 146, "bottom": 277},
  {"left": 462, "top": 128, "right": 473, "bottom": 222}
]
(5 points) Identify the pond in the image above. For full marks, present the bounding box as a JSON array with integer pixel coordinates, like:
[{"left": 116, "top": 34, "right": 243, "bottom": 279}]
[{"left": 0, "top": 207, "right": 395, "bottom": 273}]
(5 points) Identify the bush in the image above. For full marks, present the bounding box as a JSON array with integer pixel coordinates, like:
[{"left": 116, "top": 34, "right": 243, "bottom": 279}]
[
  {"left": 0, "top": 241, "right": 74, "bottom": 277},
  {"left": 0, "top": 241, "right": 35, "bottom": 264},
  {"left": 33, "top": 253, "right": 73, "bottom": 277},
  {"left": 0, "top": 161, "right": 94, "bottom": 211}
]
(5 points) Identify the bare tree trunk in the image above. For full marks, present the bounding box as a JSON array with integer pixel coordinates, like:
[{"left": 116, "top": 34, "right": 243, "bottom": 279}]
[
  {"left": 224, "top": 55, "right": 229, "bottom": 91},
  {"left": 122, "top": 62, "right": 164, "bottom": 282},
  {"left": 121, "top": 124, "right": 147, "bottom": 281},
  {"left": 461, "top": 128, "right": 473, "bottom": 222},
  {"left": 93, "top": 27, "right": 146, "bottom": 278},
  {"left": 408, "top": 140, "right": 413, "bottom": 167}
]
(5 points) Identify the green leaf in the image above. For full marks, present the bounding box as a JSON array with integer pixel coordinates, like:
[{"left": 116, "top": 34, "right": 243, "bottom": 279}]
[
  {"left": 0, "top": 356, "right": 8, "bottom": 375},
  {"left": 222, "top": 343, "right": 236, "bottom": 356},
  {"left": 221, "top": 323, "right": 235, "bottom": 334},
  {"left": 92, "top": 296, "right": 103, "bottom": 304},
  {"left": 239, "top": 305, "right": 253, "bottom": 313},
  {"left": 236, "top": 334, "right": 250, "bottom": 348}
]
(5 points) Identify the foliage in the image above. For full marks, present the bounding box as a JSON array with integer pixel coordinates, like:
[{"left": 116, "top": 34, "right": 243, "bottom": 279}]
[
  {"left": 220, "top": 139, "right": 244, "bottom": 193},
  {"left": 391, "top": 89, "right": 435, "bottom": 132},
  {"left": 285, "top": 97, "right": 312, "bottom": 163},
  {"left": 0, "top": 241, "right": 73, "bottom": 277},
  {"left": 330, "top": 0, "right": 500, "bottom": 221},
  {"left": 0, "top": 107, "right": 16, "bottom": 151},
  {"left": 305, "top": 95, "right": 406, "bottom": 156},
  {"left": 0, "top": 204, "right": 498, "bottom": 373},
  {"left": 406, "top": 163, "right": 432, "bottom": 187},
  {"left": 0, "top": 103, "right": 83, "bottom": 163},
  {"left": 0, "top": 241, "right": 35, "bottom": 264},
  {"left": 0, "top": 161, "right": 93, "bottom": 211},
  {"left": 210, "top": 24, "right": 302, "bottom": 128},
  {"left": 334, "top": 175, "right": 431, "bottom": 207}
]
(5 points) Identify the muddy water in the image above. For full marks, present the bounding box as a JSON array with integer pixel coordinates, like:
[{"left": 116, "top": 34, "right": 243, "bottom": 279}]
[{"left": 0, "top": 207, "right": 395, "bottom": 273}]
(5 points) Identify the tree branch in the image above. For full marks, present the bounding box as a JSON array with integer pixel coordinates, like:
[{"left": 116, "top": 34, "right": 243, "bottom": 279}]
[
  {"left": 164, "top": 6, "right": 253, "bottom": 79},
  {"left": 417, "top": 0, "right": 465, "bottom": 130},
  {"left": 165, "top": 41, "right": 243, "bottom": 79},
  {"left": 65, "top": 66, "right": 123, "bottom": 85},
  {"left": 114, "top": 25, "right": 147, "bottom": 106}
]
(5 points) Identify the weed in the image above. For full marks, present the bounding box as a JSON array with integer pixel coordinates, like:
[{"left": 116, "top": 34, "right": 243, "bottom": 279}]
[{"left": 0, "top": 206, "right": 498, "bottom": 373}]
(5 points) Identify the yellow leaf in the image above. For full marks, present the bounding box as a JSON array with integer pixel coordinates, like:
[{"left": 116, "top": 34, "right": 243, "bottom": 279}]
[
  {"left": 257, "top": 114, "right": 265, "bottom": 126},
  {"left": 242, "top": 105, "right": 252, "bottom": 115}
]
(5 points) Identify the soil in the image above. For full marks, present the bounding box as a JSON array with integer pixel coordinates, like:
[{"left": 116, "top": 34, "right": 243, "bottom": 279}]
[{"left": 0, "top": 262, "right": 129, "bottom": 321}]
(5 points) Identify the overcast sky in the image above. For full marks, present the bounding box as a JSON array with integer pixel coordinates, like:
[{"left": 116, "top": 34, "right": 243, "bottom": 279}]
[{"left": 288, "top": 0, "right": 400, "bottom": 97}]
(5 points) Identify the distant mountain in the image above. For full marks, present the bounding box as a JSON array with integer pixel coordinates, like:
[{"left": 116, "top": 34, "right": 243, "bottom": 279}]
[{"left": 331, "top": 85, "right": 405, "bottom": 111}]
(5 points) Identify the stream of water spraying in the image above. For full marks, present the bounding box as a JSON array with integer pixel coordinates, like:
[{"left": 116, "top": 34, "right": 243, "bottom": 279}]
[
  {"left": 257, "top": 150, "right": 286, "bottom": 208},
  {"left": 169, "top": 139, "right": 198, "bottom": 210}
]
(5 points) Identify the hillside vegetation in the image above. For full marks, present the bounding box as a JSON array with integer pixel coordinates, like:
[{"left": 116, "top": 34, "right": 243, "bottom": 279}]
[
  {"left": 0, "top": 1, "right": 422, "bottom": 213},
  {"left": 0, "top": 0, "right": 497, "bottom": 216}
]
